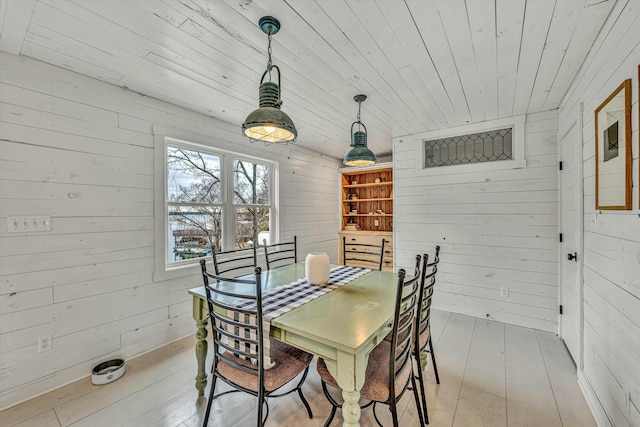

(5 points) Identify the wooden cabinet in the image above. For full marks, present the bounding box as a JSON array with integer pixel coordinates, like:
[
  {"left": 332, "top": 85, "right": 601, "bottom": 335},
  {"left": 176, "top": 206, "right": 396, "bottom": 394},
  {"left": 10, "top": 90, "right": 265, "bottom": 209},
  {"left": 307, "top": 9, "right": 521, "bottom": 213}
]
[
  {"left": 339, "top": 165, "right": 393, "bottom": 272},
  {"left": 339, "top": 231, "right": 393, "bottom": 272}
]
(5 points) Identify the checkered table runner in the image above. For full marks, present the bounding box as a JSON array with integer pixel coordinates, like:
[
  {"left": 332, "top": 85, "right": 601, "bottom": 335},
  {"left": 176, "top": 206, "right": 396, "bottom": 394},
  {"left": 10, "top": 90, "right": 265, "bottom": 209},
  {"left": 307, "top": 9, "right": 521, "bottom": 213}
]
[{"left": 229, "top": 265, "right": 370, "bottom": 368}]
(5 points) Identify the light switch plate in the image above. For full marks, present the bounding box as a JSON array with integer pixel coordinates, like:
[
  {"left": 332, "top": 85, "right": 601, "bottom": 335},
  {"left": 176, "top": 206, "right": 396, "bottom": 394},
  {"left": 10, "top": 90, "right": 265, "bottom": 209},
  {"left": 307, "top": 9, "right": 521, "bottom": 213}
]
[{"left": 7, "top": 216, "right": 52, "bottom": 233}]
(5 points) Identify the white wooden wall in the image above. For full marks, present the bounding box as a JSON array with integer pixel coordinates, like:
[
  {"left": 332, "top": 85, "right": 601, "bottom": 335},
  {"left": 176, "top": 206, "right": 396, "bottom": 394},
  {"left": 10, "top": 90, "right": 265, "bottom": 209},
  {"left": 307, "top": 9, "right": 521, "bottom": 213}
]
[
  {"left": 393, "top": 110, "right": 559, "bottom": 332},
  {"left": 0, "top": 52, "right": 340, "bottom": 409},
  {"left": 558, "top": 1, "right": 640, "bottom": 426}
]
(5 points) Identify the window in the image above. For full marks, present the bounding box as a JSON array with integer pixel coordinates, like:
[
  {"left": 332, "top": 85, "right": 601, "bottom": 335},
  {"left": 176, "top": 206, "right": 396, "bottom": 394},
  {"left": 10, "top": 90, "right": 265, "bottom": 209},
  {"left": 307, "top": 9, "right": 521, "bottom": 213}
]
[
  {"left": 424, "top": 127, "right": 513, "bottom": 168},
  {"left": 412, "top": 115, "right": 526, "bottom": 175},
  {"left": 162, "top": 137, "right": 275, "bottom": 269},
  {"left": 233, "top": 159, "right": 271, "bottom": 249}
]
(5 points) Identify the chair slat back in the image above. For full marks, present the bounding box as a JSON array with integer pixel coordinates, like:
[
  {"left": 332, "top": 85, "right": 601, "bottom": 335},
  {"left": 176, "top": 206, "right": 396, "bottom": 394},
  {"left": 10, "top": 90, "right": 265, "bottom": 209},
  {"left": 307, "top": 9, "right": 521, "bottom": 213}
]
[
  {"left": 389, "top": 264, "right": 421, "bottom": 393},
  {"left": 212, "top": 246, "right": 257, "bottom": 278},
  {"left": 415, "top": 246, "right": 440, "bottom": 353},
  {"left": 263, "top": 236, "right": 297, "bottom": 270},
  {"left": 199, "top": 259, "right": 264, "bottom": 381},
  {"left": 342, "top": 236, "right": 385, "bottom": 270}
]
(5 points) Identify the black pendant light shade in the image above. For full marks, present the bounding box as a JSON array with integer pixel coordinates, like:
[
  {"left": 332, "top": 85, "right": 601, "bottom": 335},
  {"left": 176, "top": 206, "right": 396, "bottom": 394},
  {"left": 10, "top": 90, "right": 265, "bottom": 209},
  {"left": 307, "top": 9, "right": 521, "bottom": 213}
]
[
  {"left": 242, "top": 16, "right": 297, "bottom": 144},
  {"left": 344, "top": 94, "right": 376, "bottom": 166}
]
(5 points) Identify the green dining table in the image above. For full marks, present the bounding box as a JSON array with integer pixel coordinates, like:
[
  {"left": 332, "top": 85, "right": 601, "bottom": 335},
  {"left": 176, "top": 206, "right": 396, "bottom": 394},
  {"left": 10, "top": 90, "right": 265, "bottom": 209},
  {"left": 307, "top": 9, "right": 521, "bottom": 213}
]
[{"left": 188, "top": 262, "right": 399, "bottom": 427}]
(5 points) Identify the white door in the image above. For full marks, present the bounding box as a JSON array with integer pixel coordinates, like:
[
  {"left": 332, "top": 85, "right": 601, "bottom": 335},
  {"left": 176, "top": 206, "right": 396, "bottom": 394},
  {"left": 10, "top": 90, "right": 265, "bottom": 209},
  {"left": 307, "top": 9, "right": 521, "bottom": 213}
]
[{"left": 559, "top": 115, "right": 583, "bottom": 367}]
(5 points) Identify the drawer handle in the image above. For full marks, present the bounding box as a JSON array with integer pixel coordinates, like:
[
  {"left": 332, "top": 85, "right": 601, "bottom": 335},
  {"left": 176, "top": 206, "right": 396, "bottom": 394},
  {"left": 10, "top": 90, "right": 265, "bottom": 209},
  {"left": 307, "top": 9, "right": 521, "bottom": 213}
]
[
  {"left": 385, "top": 250, "right": 391, "bottom": 254},
  {"left": 351, "top": 238, "right": 356, "bottom": 241},
  {"left": 384, "top": 261, "right": 391, "bottom": 264}
]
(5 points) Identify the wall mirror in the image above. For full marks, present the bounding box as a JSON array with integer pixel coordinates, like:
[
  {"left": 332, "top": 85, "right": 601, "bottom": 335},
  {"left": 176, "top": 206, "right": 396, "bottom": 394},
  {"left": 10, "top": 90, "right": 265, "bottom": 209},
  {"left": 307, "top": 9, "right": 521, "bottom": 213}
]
[{"left": 594, "top": 79, "right": 632, "bottom": 210}]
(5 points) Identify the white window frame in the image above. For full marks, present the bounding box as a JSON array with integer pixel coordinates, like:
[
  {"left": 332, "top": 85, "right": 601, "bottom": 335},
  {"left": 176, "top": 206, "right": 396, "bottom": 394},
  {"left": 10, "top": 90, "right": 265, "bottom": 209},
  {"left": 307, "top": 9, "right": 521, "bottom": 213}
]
[
  {"left": 414, "top": 115, "right": 527, "bottom": 176},
  {"left": 153, "top": 127, "right": 278, "bottom": 281}
]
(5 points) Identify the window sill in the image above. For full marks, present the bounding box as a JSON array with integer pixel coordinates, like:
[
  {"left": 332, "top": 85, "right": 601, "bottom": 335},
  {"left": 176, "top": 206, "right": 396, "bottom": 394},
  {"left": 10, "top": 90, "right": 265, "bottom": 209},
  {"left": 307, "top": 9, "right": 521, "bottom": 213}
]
[{"left": 153, "top": 248, "right": 269, "bottom": 283}]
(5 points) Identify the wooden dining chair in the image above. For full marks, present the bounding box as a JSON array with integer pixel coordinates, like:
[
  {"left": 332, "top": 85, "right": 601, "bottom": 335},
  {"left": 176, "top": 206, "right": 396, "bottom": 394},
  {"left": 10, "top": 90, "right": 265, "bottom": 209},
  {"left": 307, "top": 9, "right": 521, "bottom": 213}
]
[
  {"left": 316, "top": 265, "right": 425, "bottom": 427},
  {"left": 342, "top": 236, "right": 385, "bottom": 270},
  {"left": 412, "top": 246, "right": 441, "bottom": 425},
  {"left": 199, "top": 259, "right": 313, "bottom": 427},
  {"left": 263, "top": 235, "right": 297, "bottom": 270},
  {"left": 211, "top": 245, "right": 257, "bottom": 277}
]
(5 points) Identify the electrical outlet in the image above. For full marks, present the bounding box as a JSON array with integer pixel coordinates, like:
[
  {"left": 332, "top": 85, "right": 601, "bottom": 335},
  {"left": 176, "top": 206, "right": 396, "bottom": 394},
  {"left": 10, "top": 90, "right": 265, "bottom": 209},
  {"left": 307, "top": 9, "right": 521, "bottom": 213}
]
[
  {"left": 374, "top": 219, "right": 379, "bottom": 227},
  {"left": 38, "top": 335, "right": 52, "bottom": 353},
  {"left": 500, "top": 287, "right": 509, "bottom": 297}
]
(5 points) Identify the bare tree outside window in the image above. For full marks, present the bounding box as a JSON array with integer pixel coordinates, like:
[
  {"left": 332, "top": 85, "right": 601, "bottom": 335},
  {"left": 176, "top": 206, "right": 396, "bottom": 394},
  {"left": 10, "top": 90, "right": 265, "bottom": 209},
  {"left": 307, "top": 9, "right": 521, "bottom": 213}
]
[
  {"left": 167, "top": 147, "right": 222, "bottom": 262},
  {"left": 233, "top": 160, "right": 270, "bottom": 249},
  {"left": 165, "top": 145, "right": 273, "bottom": 264}
]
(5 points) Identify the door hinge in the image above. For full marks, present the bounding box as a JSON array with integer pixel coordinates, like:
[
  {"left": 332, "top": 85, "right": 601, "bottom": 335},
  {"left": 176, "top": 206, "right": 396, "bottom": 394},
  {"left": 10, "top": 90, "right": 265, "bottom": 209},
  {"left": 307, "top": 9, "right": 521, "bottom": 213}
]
[
  {"left": 559, "top": 305, "right": 563, "bottom": 315},
  {"left": 559, "top": 233, "right": 563, "bottom": 242},
  {"left": 559, "top": 161, "right": 563, "bottom": 170}
]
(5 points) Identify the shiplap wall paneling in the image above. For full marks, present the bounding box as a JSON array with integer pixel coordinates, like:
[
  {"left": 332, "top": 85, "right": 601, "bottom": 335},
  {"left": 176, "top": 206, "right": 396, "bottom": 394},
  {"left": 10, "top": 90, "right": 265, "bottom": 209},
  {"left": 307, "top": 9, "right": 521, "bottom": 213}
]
[
  {"left": 0, "top": 51, "right": 340, "bottom": 410},
  {"left": 558, "top": 1, "right": 640, "bottom": 425},
  {"left": 393, "top": 110, "right": 559, "bottom": 332}
]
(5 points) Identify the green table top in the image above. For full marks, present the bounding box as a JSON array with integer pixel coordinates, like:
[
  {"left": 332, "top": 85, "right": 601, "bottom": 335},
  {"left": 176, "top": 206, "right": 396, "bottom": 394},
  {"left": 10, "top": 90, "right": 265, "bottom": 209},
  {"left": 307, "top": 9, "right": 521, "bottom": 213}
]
[{"left": 189, "top": 263, "right": 399, "bottom": 354}]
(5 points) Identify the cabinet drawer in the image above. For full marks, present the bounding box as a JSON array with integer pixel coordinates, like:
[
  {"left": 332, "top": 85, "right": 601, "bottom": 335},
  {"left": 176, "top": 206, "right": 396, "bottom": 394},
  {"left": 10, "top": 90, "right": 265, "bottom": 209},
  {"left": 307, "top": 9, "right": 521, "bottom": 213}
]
[
  {"left": 341, "top": 234, "right": 391, "bottom": 247},
  {"left": 339, "top": 232, "right": 393, "bottom": 270},
  {"left": 344, "top": 255, "right": 393, "bottom": 272}
]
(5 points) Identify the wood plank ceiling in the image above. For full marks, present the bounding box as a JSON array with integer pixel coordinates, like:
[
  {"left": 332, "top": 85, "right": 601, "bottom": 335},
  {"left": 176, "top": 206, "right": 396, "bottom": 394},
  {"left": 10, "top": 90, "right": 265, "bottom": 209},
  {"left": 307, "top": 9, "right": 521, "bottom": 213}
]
[{"left": 0, "top": 0, "right": 615, "bottom": 159}]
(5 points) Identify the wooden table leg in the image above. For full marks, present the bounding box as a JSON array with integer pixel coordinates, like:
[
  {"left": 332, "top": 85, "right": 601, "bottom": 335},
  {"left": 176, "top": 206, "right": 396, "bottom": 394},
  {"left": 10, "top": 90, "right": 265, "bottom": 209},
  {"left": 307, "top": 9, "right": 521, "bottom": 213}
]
[
  {"left": 328, "top": 350, "right": 368, "bottom": 427},
  {"left": 193, "top": 296, "right": 208, "bottom": 395},
  {"left": 342, "top": 390, "right": 362, "bottom": 426},
  {"left": 420, "top": 349, "right": 428, "bottom": 370}
]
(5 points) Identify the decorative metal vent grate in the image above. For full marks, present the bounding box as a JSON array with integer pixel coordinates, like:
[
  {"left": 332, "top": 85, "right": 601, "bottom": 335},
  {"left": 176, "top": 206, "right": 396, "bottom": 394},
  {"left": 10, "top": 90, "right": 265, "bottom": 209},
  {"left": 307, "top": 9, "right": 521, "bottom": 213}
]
[{"left": 424, "top": 127, "right": 513, "bottom": 168}]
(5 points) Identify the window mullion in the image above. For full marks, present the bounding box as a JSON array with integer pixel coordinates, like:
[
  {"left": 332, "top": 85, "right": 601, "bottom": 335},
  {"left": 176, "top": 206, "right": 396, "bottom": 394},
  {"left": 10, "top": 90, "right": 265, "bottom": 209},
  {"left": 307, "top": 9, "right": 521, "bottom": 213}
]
[
  {"left": 167, "top": 201, "right": 223, "bottom": 208},
  {"left": 223, "top": 154, "right": 235, "bottom": 251}
]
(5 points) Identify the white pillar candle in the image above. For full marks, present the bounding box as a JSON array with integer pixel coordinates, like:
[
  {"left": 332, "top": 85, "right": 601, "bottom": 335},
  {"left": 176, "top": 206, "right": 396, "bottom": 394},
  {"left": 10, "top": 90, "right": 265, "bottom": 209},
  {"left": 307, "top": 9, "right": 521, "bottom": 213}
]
[{"left": 305, "top": 252, "right": 330, "bottom": 285}]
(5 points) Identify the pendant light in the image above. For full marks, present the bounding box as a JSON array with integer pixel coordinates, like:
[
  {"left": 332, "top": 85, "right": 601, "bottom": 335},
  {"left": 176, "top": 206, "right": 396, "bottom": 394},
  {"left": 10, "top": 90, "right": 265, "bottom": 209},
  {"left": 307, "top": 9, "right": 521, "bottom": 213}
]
[
  {"left": 242, "top": 16, "right": 297, "bottom": 144},
  {"left": 343, "top": 94, "right": 377, "bottom": 166}
]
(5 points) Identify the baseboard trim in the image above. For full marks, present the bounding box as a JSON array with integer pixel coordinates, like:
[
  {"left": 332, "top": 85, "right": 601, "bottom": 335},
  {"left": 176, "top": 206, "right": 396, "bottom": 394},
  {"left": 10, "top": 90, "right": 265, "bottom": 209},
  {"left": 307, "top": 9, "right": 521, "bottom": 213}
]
[
  {"left": 578, "top": 370, "right": 612, "bottom": 427},
  {"left": 0, "top": 334, "right": 194, "bottom": 412}
]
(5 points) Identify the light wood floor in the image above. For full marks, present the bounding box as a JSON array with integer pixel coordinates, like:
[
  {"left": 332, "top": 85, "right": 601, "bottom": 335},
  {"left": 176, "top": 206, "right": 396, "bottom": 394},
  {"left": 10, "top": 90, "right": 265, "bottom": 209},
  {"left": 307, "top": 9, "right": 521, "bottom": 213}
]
[{"left": 1, "top": 310, "right": 596, "bottom": 427}]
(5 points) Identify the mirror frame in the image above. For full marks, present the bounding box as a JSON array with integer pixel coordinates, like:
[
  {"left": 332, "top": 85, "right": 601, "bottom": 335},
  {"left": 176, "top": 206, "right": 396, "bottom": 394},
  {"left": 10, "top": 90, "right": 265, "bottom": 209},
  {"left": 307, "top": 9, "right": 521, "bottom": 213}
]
[{"left": 594, "top": 79, "right": 632, "bottom": 210}]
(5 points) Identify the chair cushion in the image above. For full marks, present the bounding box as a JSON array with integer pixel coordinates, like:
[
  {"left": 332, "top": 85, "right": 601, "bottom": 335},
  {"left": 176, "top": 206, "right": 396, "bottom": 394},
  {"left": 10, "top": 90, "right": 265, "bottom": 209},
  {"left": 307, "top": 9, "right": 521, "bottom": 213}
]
[
  {"left": 218, "top": 340, "right": 313, "bottom": 392},
  {"left": 317, "top": 341, "right": 412, "bottom": 403}
]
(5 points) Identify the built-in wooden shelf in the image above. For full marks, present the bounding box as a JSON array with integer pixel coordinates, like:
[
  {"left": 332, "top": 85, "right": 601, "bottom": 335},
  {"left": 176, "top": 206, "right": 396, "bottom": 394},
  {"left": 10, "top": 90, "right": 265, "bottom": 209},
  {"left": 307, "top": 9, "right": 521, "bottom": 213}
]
[
  {"left": 340, "top": 165, "right": 393, "bottom": 233},
  {"left": 343, "top": 213, "right": 393, "bottom": 217},
  {"left": 342, "top": 197, "right": 393, "bottom": 202},
  {"left": 339, "top": 165, "right": 394, "bottom": 271},
  {"left": 343, "top": 181, "right": 393, "bottom": 188}
]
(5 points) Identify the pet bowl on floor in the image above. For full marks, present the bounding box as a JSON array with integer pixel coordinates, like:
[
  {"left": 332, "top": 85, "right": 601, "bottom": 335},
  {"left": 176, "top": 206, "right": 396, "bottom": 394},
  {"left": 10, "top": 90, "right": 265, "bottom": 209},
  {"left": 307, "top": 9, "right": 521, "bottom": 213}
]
[{"left": 91, "top": 359, "right": 125, "bottom": 385}]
